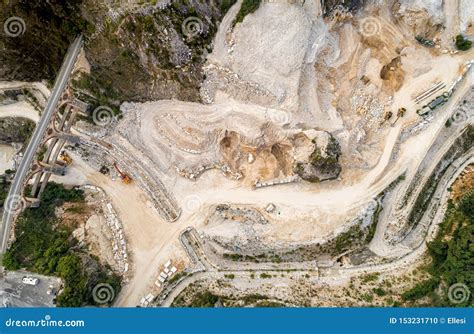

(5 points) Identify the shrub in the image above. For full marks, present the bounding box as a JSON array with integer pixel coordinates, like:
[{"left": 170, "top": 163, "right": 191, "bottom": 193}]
[
  {"left": 455, "top": 35, "right": 472, "bottom": 51},
  {"left": 234, "top": 0, "right": 262, "bottom": 25},
  {"left": 402, "top": 278, "right": 440, "bottom": 301}
]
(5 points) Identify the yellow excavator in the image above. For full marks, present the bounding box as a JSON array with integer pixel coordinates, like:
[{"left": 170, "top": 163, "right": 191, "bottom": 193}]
[
  {"left": 59, "top": 151, "right": 73, "bottom": 165},
  {"left": 114, "top": 162, "right": 132, "bottom": 184}
]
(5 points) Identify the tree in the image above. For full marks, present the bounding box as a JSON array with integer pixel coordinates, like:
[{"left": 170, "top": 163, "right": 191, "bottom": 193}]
[
  {"left": 458, "top": 192, "right": 474, "bottom": 222},
  {"left": 455, "top": 35, "right": 472, "bottom": 51}
]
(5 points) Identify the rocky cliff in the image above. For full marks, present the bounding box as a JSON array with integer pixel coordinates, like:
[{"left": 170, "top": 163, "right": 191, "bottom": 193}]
[{"left": 0, "top": 0, "right": 236, "bottom": 105}]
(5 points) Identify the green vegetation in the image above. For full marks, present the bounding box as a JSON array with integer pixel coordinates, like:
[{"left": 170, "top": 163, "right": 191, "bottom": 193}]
[
  {"left": 2, "top": 182, "right": 121, "bottom": 307},
  {"left": 397, "top": 173, "right": 406, "bottom": 181},
  {"left": 405, "top": 126, "right": 474, "bottom": 232},
  {"left": 458, "top": 191, "right": 474, "bottom": 221},
  {"left": 260, "top": 273, "right": 272, "bottom": 279},
  {"left": 455, "top": 34, "right": 472, "bottom": 51},
  {"left": 361, "top": 293, "right": 374, "bottom": 303},
  {"left": 0, "top": 118, "right": 35, "bottom": 145},
  {"left": 373, "top": 287, "right": 386, "bottom": 297},
  {"left": 294, "top": 135, "right": 342, "bottom": 183},
  {"left": 172, "top": 289, "right": 283, "bottom": 307},
  {"left": 365, "top": 203, "right": 382, "bottom": 243},
  {"left": 0, "top": 175, "right": 12, "bottom": 211},
  {"left": 72, "top": 75, "right": 122, "bottom": 120},
  {"left": 361, "top": 273, "right": 379, "bottom": 283},
  {"left": 401, "top": 189, "right": 474, "bottom": 306},
  {"left": 224, "top": 273, "right": 235, "bottom": 279},
  {"left": 221, "top": 0, "right": 238, "bottom": 12},
  {"left": 310, "top": 137, "right": 341, "bottom": 175},
  {"left": 234, "top": 0, "right": 262, "bottom": 25},
  {"left": 334, "top": 224, "right": 364, "bottom": 253},
  {"left": 37, "top": 145, "right": 48, "bottom": 161},
  {"left": 223, "top": 250, "right": 283, "bottom": 263},
  {"left": 242, "top": 294, "right": 268, "bottom": 304},
  {"left": 183, "top": 291, "right": 220, "bottom": 307},
  {"left": 18, "top": 121, "right": 35, "bottom": 144},
  {"left": 167, "top": 271, "right": 188, "bottom": 285},
  {"left": 402, "top": 277, "right": 440, "bottom": 301},
  {"left": 255, "top": 300, "right": 285, "bottom": 307},
  {"left": 1, "top": 1, "right": 91, "bottom": 82}
]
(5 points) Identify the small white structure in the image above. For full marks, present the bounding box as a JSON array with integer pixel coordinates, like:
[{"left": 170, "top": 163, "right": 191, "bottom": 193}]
[
  {"left": 248, "top": 153, "right": 255, "bottom": 163},
  {"left": 265, "top": 203, "right": 276, "bottom": 213},
  {"left": 145, "top": 294, "right": 155, "bottom": 303},
  {"left": 22, "top": 276, "right": 39, "bottom": 286}
]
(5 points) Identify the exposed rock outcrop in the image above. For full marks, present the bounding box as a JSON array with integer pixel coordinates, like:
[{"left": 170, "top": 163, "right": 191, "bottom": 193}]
[
  {"left": 0, "top": 117, "right": 35, "bottom": 144},
  {"left": 293, "top": 130, "right": 341, "bottom": 182}
]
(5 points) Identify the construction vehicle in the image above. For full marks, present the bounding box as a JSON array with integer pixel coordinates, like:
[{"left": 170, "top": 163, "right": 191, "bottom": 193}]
[
  {"left": 384, "top": 111, "right": 393, "bottom": 121},
  {"left": 381, "top": 111, "right": 392, "bottom": 125},
  {"left": 391, "top": 107, "right": 407, "bottom": 126},
  {"left": 59, "top": 150, "right": 73, "bottom": 165},
  {"left": 114, "top": 162, "right": 132, "bottom": 184},
  {"left": 397, "top": 107, "right": 406, "bottom": 118}
]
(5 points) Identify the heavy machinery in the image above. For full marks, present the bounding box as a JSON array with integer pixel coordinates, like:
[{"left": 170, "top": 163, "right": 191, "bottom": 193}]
[
  {"left": 114, "top": 162, "right": 132, "bottom": 184},
  {"left": 59, "top": 150, "right": 73, "bottom": 165},
  {"left": 391, "top": 107, "right": 407, "bottom": 126}
]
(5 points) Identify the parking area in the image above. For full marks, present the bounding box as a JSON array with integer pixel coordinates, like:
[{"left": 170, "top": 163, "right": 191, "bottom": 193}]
[{"left": 0, "top": 269, "right": 61, "bottom": 307}]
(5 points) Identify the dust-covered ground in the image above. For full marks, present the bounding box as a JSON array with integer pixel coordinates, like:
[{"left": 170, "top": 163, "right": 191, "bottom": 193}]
[
  {"left": 67, "top": 0, "right": 474, "bottom": 306},
  {"left": 3, "top": 0, "right": 473, "bottom": 307}
]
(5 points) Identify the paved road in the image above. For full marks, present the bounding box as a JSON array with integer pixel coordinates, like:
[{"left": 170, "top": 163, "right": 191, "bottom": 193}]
[{"left": 0, "top": 35, "right": 83, "bottom": 253}]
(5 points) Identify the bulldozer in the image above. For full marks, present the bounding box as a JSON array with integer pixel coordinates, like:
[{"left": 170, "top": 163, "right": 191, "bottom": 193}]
[{"left": 114, "top": 162, "right": 132, "bottom": 184}]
